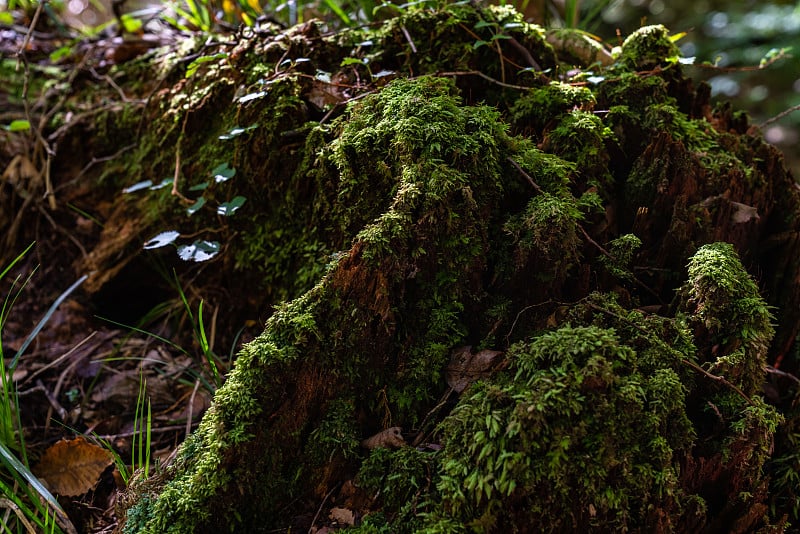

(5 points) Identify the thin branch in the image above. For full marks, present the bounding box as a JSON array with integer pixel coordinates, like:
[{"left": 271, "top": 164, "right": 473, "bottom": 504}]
[{"left": 759, "top": 104, "right": 800, "bottom": 129}]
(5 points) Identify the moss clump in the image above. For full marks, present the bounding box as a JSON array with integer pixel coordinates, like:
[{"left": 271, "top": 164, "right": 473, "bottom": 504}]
[
  {"left": 510, "top": 82, "right": 595, "bottom": 133},
  {"left": 352, "top": 447, "right": 439, "bottom": 532},
  {"left": 619, "top": 25, "right": 682, "bottom": 70},
  {"left": 503, "top": 191, "right": 583, "bottom": 283},
  {"left": 681, "top": 242, "right": 774, "bottom": 398},
  {"left": 435, "top": 325, "right": 694, "bottom": 532}
]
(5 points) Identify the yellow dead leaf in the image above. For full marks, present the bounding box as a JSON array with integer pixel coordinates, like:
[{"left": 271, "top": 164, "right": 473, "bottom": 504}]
[{"left": 34, "top": 437, "right": 113, "bottom": 497}]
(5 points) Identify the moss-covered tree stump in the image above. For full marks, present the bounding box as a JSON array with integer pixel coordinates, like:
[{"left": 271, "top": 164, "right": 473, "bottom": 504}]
[{"left": 6, "top": 3, "right": 800, "bottom": 532}]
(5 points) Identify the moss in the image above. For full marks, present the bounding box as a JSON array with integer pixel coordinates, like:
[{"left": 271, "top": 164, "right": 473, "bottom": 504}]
[
  {"left": 90, "top": 3, "right": 800, "bottom": 531},
  {"left": 681, "top": 242, "right": 774, "bottom": 398},
  {"left": 599, "top": 233, "right": 642, "bottom": 282},
  {"left": 509, "top": 82, "right": 595, "bottom": 133},
  {"left": 434, "top": 325, "right": 694, "bottom": 531},
  {"left": 353, "top": 447, "right": 439, "bottom": 531},
  {"left": 619, "top": 25, "right": 682, "bottom": 70},
  {"left": 503, "top": 191, "right": 582, "bottom": 283},
  {"left": 545, "top": 110, "right": 615, "bottom": 191}
]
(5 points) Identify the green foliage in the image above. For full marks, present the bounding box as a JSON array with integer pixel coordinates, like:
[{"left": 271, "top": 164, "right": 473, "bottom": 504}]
[
  {"left": 503, "top": 191, "right": 582, "bottom": 281},
  {"left": 307, "top": 398, "right": 360, "bottom": 463},
  {"left": 0, "top": 245, "right": 70, "bottom": 533},
  {"left": 105, "top": 3, "right": 797, "bottom": 530},
  {"left": 510, "top": 82, "right": 596, "bottom": 133},
  {"left": 682, "top": 242, "right": 774, "bottom": 397},
  {"left": 435, "top": 325, "right": 694, "bottom": 531},
  {"left": 599, "top": 233, "right": 642, "bottom": 282},
  {"left": 619, "top": 25, "right": 682, "bottom": 70},
  {"left": 354, "top": 447, "right": 438, "bottom": 530}
]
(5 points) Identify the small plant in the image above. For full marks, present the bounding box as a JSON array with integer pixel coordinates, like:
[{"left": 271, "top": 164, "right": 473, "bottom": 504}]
[
  {"left": 0, "top": 243, "right": 74, "bottom": 533},
  {"left": 132, "top": 373, "right": 153, "bottom": 480},
  {"left": 132, "top": 160, "right": 249, "bottom": 264}
]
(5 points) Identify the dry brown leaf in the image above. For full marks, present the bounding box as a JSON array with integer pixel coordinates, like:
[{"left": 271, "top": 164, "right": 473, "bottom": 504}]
[
  {"left": 34, "top": 437, "right": 113, "bottom": 497},
  {"left": 329, "top": 507, "right": 355, "bottom": 526},
  {"left": 445, "top": 345, "right": 504, "bottom": 393},
  {"left": 360, "top": 427, "right": 405, "bottom": 449}
]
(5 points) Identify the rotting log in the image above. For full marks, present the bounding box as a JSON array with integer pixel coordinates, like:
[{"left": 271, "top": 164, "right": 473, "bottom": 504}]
[{"left": 4, "top": 4, "right": 800, "bottom": 532}]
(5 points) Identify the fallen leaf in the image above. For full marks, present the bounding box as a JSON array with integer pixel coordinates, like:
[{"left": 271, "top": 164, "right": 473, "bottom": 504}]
[
  {"left": 34, "top": 437, "right": 113, "bottom": 497},
  {"left": 446, "top": 345, "right": 504, "bottom": 393},
  {"left": 361, "top": 427, "right": 405, "bottom": 449},
  {"left": 329, "top": 507, "right": 355, "bottom": 526}
]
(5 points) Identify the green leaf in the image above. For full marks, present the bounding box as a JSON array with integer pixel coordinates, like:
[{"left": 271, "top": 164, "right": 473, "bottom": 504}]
[
  {"left": 122, "top": 180, "right": 153, "bottom": 193},
  {"left": 189, "top": 181, "right": 210, "bottom": 191},
  {"left": 4, "top": 120, "right": 30, "bottom": 132},
  {"left": 341, "top": 57, "right": 365, "bottom": 67},
  {"left": 120, "top": 14, "right": 142, "bottom": 33},
  {"left": 187, "top": 197, "right": 206, "bottom": 215},
  {"left": 186, "top": 53, "right": 229, "bottom": 79},
  {"left": 49, "top": 45, "right": 72, "bottom": 63},
  {"left": 143, "top": 231, "right": 180, "bottom": 250},
  {"left": 217, "top": 196, "right": 246, "bottom": 216},
  {"left": 474, "top": 20, "right": 493, "bottom": 29},
  {"left": 473, "top": 40, "right": 488, "bottom": 49},
  {"left": 211, "top": 162, "right": 236, "bottom": 182},
  {"left": 177, "top": 240, "right": 220, "bottom": 262}
]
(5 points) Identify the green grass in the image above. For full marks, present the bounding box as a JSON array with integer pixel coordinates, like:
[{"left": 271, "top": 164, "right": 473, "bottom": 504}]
[{"left": 0, "top": 243, "right": 74, "bottom": 534}]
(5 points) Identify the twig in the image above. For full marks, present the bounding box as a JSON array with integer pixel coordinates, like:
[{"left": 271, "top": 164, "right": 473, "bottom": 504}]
[
  {"left": 0, "top": 498, "right": 37, "bottom": 534},
  {"left": 21, "top": 331, "right": 99, "bottom": 385},
  {"left": 437, "top": 69, "right": 533, "bottom": 91},
  {"left": 35, "top": 379, "right": 67, "bottom": 421},
  {"left": 16, "top": 1, "right": 45, "bottom": 67},
  {"left": 759, "top": 104, "right": 800, "bottom": 129},
  {"left": 506, "top": 156, "right": 542, "bottom": 191},
  {"left": 308, "top": 483, "right": 339, "bottom": 534},
  {"left": 681, "top": 358, "right": 753, "bottom": 405},
  {"left": 400, "top": 25, "right": 417, "bottom": 54},
  {"left": 186, "top": 379, "right": 201, "bottom": 437},
  {"left": 411, "top": 388, "right": 454, "bottom": 447},
  {"left": 36, "top": 205, "right": 88, "bottom": 258},
  {"left": 765, "top": 365, "right": 800, "bottom": 386},
  {"left": 586, "top": 302, "right": 755, "bottom": 405},
  {"left": 506, "top": 36, "right": 542, "bottom": 71},
  {"left": 171, "top": 114, "right": 192, "bottom": 204},
  {"left": 94, "top": 422, "right": 199, "bottom": 440},
  {"left": 505, "top": 300, "right": 554, "bottom": 347},
  {"left": 56, "top": 143, "right": 136, "bottom": 190}
]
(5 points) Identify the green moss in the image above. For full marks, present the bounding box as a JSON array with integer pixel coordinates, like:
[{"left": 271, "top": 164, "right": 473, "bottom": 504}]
[
  {"left": 503, "top": 191, "right": 582, "bottom": 282},
  {"left": 681, "top": 242, "right": 774, "bottom": 397},
  {"left": 434, "top": 325, "right": 693, "bottom": 531},
  {"left": 510, "top": 82, "right": 596, "bottom": 133},
  {"left": 619, "top": 25, "right": 682, "bottom": 70},
  {"left": 545, "top": 110, "right": 615, "bottom": 190},
  {"left": 353, "top": 447, "right": 439, "bottom": 531},
  {"left": 599, "top": 233, "right": 642, "bottom": 282},
  {"left": 307, "top": 398, "right": 361, "bottom": 463},
  {"left": 105, "top": 3, "right": 799, "bottom": 531}
]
